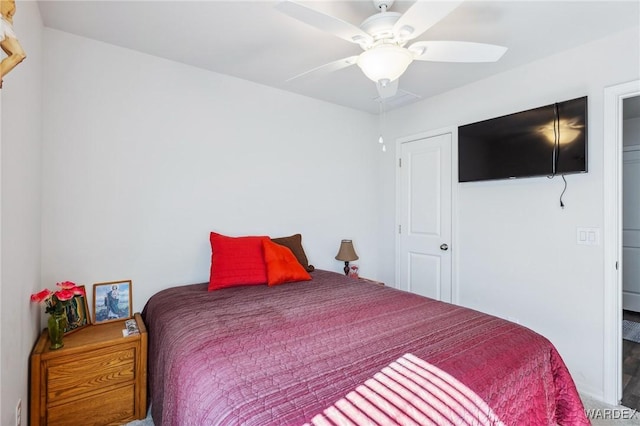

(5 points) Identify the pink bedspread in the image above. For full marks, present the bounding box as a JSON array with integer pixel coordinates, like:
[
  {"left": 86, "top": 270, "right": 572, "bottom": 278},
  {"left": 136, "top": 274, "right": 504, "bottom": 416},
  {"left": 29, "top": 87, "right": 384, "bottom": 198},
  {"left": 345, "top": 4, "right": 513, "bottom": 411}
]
[
  {"left": 142, "top": 270, "right": 588, "bottom": 425},
  {"left": 305, "top": 353, "right": 506, "bottom": 426}
]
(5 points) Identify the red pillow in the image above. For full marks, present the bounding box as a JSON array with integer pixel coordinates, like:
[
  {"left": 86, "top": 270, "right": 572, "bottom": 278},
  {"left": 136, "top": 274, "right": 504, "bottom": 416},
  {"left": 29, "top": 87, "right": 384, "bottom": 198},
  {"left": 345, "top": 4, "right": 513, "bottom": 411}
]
[
  {"left": 262, "top": 239, "right": 312, "bottom": 286},
  {"left": 208, "top": 232, "right": 269, "bottom": 291}
]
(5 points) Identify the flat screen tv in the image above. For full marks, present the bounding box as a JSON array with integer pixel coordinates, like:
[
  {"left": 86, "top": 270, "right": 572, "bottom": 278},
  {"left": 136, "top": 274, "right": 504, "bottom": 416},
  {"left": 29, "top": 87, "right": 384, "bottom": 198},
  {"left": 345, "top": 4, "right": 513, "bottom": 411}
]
[{"left": 458, "top": 96, "right": 587, "bottom": 182}]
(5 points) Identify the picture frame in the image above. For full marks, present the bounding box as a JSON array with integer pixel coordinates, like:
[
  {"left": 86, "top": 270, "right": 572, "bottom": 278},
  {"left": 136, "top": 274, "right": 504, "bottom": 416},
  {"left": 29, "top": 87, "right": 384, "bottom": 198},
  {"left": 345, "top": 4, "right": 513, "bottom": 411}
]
[
  {"left": 92, "top": 280, "right": 132, "bottom": 324},
  {"left": 63, "top": 285, "right": 91, "bottom": 334}
]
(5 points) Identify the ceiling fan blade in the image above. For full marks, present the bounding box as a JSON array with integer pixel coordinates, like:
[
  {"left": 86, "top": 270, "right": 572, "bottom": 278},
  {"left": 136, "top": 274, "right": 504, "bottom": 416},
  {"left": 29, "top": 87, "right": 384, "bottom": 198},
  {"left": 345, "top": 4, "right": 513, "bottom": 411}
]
[
  {"left": 410, "top": 41, "right": 507, "bottom": 62},
  {"left": 276, "top": 1, "right": 373, "bottom": 46},
  {"left": 285, "top": 56, "right": 359, "bottom": 83},
  {"left": 376, "top": 78, "right": 399, "bottom": 99},
  {"left": 393, "top": 0, "right": 463, "bottom": 42}
]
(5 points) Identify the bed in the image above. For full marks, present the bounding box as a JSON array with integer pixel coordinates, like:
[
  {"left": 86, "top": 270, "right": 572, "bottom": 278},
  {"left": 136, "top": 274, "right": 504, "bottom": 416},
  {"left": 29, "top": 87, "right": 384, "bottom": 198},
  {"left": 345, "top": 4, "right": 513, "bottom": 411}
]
[{"left": 142, "top": 269, "right": 588, "bottom": 425}]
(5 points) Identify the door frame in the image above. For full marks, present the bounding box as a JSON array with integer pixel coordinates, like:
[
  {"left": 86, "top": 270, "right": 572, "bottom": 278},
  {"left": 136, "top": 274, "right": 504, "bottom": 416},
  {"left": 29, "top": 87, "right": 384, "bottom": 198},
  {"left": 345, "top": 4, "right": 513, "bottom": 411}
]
[
  {"left": 622, "top": 148, "right": 640, "bottom": 312},
  {"left": 603, "top": 79, "right": 640, "bottom": 405},
  {"left": 395, "top": 126, "right": 459, "bottom": 304}
]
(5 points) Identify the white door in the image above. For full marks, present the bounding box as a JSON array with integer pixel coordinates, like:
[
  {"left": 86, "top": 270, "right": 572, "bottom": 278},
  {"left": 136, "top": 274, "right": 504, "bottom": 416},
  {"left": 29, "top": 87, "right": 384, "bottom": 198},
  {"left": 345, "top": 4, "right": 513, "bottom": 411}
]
[
  {"left": 398, "top": 133, "right": 452, "bottom": 301},
  {"left": 623, "top": 147, "right": 640, "bottom": 312}
]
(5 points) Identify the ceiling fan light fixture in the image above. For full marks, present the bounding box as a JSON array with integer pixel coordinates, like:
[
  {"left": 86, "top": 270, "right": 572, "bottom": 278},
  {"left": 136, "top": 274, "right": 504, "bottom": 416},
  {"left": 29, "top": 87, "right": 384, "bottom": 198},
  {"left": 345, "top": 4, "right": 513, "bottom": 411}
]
[{"left": 357, "top": 44, "right": 413, "bottom": 83}]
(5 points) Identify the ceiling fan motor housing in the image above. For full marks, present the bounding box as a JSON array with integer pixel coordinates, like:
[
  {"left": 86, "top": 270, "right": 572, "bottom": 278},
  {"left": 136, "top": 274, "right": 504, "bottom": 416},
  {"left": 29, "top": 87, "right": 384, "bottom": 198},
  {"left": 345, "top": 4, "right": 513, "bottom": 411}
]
[{"left": 360, "top": 12, "right": 401, "bottom": 42}]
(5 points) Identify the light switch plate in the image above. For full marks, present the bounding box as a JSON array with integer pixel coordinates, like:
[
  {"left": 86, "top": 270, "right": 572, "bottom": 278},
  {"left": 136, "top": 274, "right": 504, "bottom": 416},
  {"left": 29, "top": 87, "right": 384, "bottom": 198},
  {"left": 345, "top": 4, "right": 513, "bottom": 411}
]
[{"left": 577, "top": 227, "right": 600, "bottom": 245}]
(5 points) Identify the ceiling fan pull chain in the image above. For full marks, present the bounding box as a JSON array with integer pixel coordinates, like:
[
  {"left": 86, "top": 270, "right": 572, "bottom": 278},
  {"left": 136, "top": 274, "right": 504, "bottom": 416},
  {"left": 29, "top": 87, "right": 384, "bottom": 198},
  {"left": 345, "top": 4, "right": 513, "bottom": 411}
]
[{"left": 379, "top": 100, "right": 387, "bottom": 152}]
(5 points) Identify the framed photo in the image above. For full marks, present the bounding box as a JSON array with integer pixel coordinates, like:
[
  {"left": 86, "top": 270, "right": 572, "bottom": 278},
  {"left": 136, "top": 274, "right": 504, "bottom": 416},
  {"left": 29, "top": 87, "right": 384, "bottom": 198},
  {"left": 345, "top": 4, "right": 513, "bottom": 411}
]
[
  {"left": 348, "top": 264, "right": 359, "bottom": 279},
  {"left": 63, "top": 285, "right": 90, "bottom": 334},
  {"left": 93, "top": 280, "right": 132, "bottom": 324}
]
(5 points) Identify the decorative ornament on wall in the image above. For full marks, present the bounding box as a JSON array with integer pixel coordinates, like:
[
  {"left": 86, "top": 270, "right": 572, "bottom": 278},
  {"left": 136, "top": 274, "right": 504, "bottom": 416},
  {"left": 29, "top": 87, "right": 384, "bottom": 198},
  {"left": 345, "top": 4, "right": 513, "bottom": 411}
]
[{"left": 0, "top": 0, "right": 27, "bottom": 89}]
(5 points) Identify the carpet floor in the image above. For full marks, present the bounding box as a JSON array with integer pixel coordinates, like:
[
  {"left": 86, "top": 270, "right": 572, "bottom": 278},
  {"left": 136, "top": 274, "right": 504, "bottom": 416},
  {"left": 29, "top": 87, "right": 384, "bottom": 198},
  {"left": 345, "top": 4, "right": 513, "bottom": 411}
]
[
  {"left": 582, "top": 394, "right": 640, "bottom": 425},
  {"left": 124, "top": 413, "right": 154, "bottom": 426}
]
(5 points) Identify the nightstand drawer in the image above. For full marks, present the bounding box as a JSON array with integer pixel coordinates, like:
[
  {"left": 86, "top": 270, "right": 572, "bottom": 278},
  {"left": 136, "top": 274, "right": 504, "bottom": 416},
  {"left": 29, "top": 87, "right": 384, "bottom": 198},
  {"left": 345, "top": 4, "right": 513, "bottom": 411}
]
[
  {"left": 47, "top": 383, "right": 135, "bottom": 426},
  {"left": 47, "top": 346, "right": 136, "bottom": 401}
]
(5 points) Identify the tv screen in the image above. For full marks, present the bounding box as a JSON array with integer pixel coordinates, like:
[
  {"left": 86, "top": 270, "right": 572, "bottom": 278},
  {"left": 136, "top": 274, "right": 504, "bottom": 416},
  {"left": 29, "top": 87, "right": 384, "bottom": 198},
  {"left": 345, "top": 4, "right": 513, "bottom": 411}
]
[{"left": 458, "top": 96, "right": 588, "bottom": 182}]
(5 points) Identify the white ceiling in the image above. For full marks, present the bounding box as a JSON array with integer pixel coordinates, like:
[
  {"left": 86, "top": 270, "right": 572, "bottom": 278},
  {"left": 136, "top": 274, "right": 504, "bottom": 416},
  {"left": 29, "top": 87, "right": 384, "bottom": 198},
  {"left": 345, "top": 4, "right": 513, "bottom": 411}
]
[{"left": 37, "top": 0, "right": 639, "bottom": 114}]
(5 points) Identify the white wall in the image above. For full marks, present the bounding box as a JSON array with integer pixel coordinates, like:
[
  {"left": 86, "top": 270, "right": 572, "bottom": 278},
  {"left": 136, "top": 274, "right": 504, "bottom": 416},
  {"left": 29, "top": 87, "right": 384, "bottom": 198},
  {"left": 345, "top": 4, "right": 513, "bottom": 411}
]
[
  {"left": 0, "top": 1, "right": 43, "bottom": 424},
  {"left": 381, "top": 26, "right": 639, "bottom": 399},
  {"left": 42, "top": 29, "right": 381, "bottom": 315}
]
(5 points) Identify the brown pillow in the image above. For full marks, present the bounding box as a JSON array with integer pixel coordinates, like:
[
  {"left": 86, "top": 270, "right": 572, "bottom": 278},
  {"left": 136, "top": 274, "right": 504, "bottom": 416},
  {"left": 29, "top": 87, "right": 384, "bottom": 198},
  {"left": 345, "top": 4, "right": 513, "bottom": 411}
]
[{"left": 271, "top": 234, "right": 315, "bottom": 272}]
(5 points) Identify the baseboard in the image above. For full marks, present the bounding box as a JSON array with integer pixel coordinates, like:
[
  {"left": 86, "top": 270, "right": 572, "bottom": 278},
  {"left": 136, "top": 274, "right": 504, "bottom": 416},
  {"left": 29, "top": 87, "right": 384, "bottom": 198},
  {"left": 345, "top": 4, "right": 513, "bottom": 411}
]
[
  {"left": 623, "top": 291, "right": 640, "bottom": 312},
  {"left": 576, "top": 382, "right": 606, "bottom": 404}
]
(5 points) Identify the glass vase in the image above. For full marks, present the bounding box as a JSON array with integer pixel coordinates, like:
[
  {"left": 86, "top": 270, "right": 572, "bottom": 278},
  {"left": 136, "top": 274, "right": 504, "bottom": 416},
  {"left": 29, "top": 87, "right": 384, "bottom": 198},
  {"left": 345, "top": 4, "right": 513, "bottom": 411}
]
[{"left": 48, "top": 311, "right": 67, "bottom": 350}]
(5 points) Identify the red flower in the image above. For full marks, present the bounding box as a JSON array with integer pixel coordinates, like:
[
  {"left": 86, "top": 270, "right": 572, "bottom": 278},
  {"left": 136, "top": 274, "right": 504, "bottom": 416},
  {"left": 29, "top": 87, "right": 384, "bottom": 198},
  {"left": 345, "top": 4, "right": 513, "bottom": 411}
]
[
  {"left": 57, "top": 281, "right": 77, "bottom": 289},
  {"left": 55, "top": 288, "right": 76, "bottom": 302},
  {"left": 31, "top": 282, "right": 84, "bottom": 314},
  {"left": 30, "top": 289, "right": 52, "bottom": 303}
]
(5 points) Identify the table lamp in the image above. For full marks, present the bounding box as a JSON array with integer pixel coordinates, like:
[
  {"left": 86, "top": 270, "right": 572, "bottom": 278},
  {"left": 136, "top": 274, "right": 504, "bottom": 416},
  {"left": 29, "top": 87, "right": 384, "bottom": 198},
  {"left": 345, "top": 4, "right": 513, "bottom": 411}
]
[{"left": 335, "top": 239, "right": 358, "bottom": 276}]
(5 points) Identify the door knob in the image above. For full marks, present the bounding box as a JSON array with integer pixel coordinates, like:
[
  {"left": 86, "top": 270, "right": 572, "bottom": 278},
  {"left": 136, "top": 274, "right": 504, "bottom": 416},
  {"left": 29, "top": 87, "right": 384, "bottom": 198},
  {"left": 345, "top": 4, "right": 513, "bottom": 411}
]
[{"left": 440, "top": 243, "right": 449, "bottom": 251}]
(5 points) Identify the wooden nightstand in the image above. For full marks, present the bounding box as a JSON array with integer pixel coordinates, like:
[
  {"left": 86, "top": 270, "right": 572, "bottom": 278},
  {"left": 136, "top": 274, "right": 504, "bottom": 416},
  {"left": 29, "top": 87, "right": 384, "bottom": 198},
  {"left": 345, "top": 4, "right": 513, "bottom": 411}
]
[{"left": 30, "top": 313, "right": 147, "bottom": 426}]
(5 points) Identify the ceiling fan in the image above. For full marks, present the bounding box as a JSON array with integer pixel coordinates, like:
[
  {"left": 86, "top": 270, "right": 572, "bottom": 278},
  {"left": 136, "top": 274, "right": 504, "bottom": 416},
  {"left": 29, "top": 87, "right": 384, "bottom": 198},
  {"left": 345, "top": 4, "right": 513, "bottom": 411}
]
[{"left": 276, "top": 0, "right": 508, "bottom": 100}]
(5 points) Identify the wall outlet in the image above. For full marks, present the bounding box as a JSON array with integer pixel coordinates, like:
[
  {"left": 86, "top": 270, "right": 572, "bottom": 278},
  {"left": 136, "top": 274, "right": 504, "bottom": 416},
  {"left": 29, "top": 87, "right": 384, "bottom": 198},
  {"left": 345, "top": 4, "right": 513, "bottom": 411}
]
[{"left": 15, "top": 399, "right": 21, "bottom": 426}]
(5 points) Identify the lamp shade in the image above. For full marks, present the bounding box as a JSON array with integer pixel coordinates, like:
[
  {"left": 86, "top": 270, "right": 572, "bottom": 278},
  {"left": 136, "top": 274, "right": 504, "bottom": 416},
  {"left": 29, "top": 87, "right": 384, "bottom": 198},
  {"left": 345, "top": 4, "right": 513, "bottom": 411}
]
[
  {"left": 335, "top": 239, "right": 359, "bottom": 262},
  {"left": 357, "top": 44, "right": 414, "bottom": 83}
]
